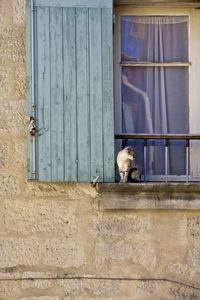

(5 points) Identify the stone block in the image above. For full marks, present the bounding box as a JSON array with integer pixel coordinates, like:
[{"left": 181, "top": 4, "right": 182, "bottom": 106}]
[
  {"left": 0, "top": 142, "right": 9, "bottom": 168},
  {"left": 0, "top": 278, "right": 200, "bottom": 300},
  {"left": 57, "top": 279, "right": 122, "bottom": 297},
  {"left": 59, "top": 279, "right": 200, "bottom": 299},
  {"left": 63, "top": 298, "right": 130, "bottom": 300},
  {"left": 0, "top": 0, "right": 12, "bottom": 31},
  {"left": 0, "top": 281, "right": 20, "bottom": 297},
  {"left": 187, "top": 216, "right": 200, "bottom": 239},
  {"left": 94, "top": 240, "right": 157, "bottom": 272},
  {"left": 0, "top": 100, "right": 26, "bottom": 133},
  {"left": 92, "top": 214, "right": 150, "bottom": 238},
  {"left": 169, "top": 285, "right": 200, "bottom": 300},
  {"left": 0, "top": 28, "right": 25, "bottom": 63},
  {"left": 0, "top": 173, "right": 20, "bottom": 195},
  {"left": 21, "top": 280, "right": 52, "bottom": 289},
  {"left": 13, "top": 141, "right": 26, "bottom": 168},
  {"left": 0, "top": 236, "right": 85, "bottom": 269},
  {"left": 15, "top": 66, "right": 26, "bottom": 100},
  {"left": 12, "top": 0, "right": 25, "bottom": 25},
  {"left": 0, "top": 2, "right": 3, "bottom": 18},
  {"left": 0, "top": 67, "right": 13, "bottom": 99},
  {"left": 43, "top": 238, "right": 85, "bottom": 268},
  {"left": 22, "top": 298, "right": 59, "bottom": 300},
  {"left": 1, "top": 199, "right": 78, "bottom": 236},
  {"left": 137, "top": 280, "right": 160, "bottom": 298},
  {"left": 186, "top": 246, "right": 200, "bottom": 271},
  {"left": 166, "top": 262, "right": 189, "bottom": 278},
  {"left": 0, "top": 238, "right": 42, "bottom": 268}
]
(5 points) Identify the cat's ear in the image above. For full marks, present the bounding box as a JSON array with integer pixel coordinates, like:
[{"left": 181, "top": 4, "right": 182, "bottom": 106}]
[
  {"left": 126, "top": 146, "right": 135, "bottom": 155},
  {"left": 126, "top": 146, "right": 132, "bottom": 151}
]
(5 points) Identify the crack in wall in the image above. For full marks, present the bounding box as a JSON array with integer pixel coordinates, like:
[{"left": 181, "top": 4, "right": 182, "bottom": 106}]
[{"left": 0, "top": 276, "right": 199, "bottom": 291}]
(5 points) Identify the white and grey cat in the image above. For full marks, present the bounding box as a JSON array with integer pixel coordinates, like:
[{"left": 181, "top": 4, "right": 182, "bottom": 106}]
[{"left": 117, "top": 146, "right": 140, "bottom": 183}]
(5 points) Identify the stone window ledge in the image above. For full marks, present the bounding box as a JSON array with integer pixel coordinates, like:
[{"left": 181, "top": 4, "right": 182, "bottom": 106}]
[{"left": 96, "top": 183, "right": 200, "bottom": 210}]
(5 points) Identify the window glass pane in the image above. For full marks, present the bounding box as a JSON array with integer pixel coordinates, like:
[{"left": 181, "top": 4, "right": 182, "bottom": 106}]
[
  {"left": 122, "top": 66, "right": 189, "bottom": 134},
  {"left": 121, "top": 16, "right": 188, "bottom": 62},
  {"left": 121, "top": 66, "right": 189, "bottom": 176}
]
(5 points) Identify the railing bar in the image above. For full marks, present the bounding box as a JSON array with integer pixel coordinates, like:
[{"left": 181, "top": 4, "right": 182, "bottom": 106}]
[
  {"left": 165, "top": 140, "right": 168, "bottom": 183},
  {"left": 186, "top": 140, "right": 189, "bottom": 183},
  {"left": 144, "top": 139, "right": 147, "bottom": 182},
  {"left": 115, "top": 134, "right": 200, "bottom": 140},
  {"left": 120, "top": 61, "right": 191, "bottom": 67}
]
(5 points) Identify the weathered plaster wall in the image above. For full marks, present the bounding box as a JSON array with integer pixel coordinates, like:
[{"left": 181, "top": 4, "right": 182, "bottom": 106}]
[{"left": 1, "top": 0, "right": 200, "bottom": 299}]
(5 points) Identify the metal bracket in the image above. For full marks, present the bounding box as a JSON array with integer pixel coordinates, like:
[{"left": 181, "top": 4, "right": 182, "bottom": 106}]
[
  {"left": 28, "top": 116, "right": 36, "bottom": 136},
  {"left": 113, "top": 14, "right": 116, "bottom": 24}
]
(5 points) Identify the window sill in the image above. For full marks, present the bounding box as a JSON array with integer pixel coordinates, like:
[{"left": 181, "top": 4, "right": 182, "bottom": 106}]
[{"left": 96, "top": 183, "right": 200, "bottom": 210}]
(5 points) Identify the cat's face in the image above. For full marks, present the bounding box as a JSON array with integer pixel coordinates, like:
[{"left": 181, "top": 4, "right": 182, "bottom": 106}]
[{"left": 124, "top": 146, "right": 135, "bottom": 158}]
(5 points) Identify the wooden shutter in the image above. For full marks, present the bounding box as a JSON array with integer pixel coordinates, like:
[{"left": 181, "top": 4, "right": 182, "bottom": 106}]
[{"left": 26, "top": 0, "right": 114, "bottom": 182}]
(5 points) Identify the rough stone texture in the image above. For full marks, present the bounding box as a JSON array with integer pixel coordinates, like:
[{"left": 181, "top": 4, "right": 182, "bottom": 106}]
[
  {"left": 0, "top": 237, "right": 85, "bottom": 269},
  {"left": 23, "top": 182, "right": 98, "bottom": 198},
  {"left": 13, "top": 140, "right": 26, "bottom": 168},
  {"left": 187, "top": 216, "right": 200, "bottom": 238},
  {"left": 0, "top": 0, "right": 12, "bottom": 33},
  {"left": 0, "top": 173, "right": 20, "bottom": 195},
  {"left": 95, "top": 240, "right": 158, "bottom": 272},
  {"left": 0, "top": 199, "right": 78, "bottom": 235},
  {"left": 92, "top": 214, "right": 151, "bottom": 237},
  {"left": 12, "top": 0, "right": 25, "bottom": 25},
  {"left": 0, "top": 67, "right": 13, "bottom": 99},
  {"left": 0, "top": 142, "right": 9, "bottom": 168},
  {"left": 0, "top": 0, "right": 200, "bottom": 299},
  {"left": 1, "top": 279, "right": 200, "bottom": 300},
  {"left": 0, "top": 100, "right": 27, "bottom": 133},
  {"left": 15, "top": 66, "right": 26, "bottom": 100},
  {"left": 0, "top": 28, "right": 25, "bottom": 63},
  {"left": 22, "top": 297, "right": 59, "bottom": 300}
]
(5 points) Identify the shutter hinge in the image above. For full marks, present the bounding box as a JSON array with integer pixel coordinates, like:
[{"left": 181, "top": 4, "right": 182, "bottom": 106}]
[
  {"left": 113, "top": 14, "right": 116, "bottom": 24},
  {"left": 28, "top": 116, "right": 36, "bottom": 136}
]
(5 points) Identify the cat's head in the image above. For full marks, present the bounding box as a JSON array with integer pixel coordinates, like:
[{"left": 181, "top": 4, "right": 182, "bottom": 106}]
[{"left": 124, "top": 146, "right": 135, "bottom": 159}]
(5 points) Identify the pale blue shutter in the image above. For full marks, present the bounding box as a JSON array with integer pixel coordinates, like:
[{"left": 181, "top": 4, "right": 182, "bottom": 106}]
[{"left": 26, "top": 0, "right": 114, "bottom": 182}]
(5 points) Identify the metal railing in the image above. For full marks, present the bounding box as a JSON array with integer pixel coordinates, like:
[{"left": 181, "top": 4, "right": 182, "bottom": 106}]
[{"left": 115, "top": 133, "right": 200, "bottom": 182}]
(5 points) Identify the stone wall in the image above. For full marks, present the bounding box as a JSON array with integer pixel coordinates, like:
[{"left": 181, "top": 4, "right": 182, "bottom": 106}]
[{"left": 1, "top": 0, "right": 200, "bottom": 299}]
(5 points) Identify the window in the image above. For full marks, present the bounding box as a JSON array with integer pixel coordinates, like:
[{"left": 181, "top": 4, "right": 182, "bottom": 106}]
[
  {"left": 114, "top": 7, "right": 200, "bottom": 181},
  {"left": 26, "top": 1, "right": 200, "bottom": 183}
]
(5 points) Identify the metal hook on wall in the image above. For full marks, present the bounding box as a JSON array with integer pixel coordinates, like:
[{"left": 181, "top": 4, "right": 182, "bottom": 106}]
[{"left": 28, "top": 116, "right": 36, "bottom": 136}]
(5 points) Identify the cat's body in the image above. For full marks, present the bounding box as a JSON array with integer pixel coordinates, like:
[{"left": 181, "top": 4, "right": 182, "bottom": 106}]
[
  {"left": 117, "top": 146, "right": 140, "bottom": 183},
  {"left": 128, "top": 166, "right": 141, "bottom": 182}
]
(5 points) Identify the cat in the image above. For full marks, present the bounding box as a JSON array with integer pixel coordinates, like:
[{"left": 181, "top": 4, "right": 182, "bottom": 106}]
[
  {"left": 116, "top": 146, "right": 136, "bottom": 183},
  {"left": 117, "top": 146, "right": 140, "bottom": 183}
]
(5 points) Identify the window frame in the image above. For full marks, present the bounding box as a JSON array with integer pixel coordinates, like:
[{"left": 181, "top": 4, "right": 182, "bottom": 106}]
[{"left": 114, "top": 6, "right": 200, "bottom": 181}]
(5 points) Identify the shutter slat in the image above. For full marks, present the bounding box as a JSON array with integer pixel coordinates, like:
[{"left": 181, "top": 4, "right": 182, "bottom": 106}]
[
  {"left": 89, "top": 8, "right": 104, "bottom": 182},
  {"left": 76, "top": 8, "right": 91, "bottom": 181},
  {"left": 37, "top": 7, "right": 52, "bottom": 181},
  {"left": 63, "top": 8, "right": 78, "bottom": 181},
  {"left": 50, "top": 7, "right": 64, "bottom": 181},
  {"left": 102, "top": 8, "right": 115, "bottom": 182}
]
